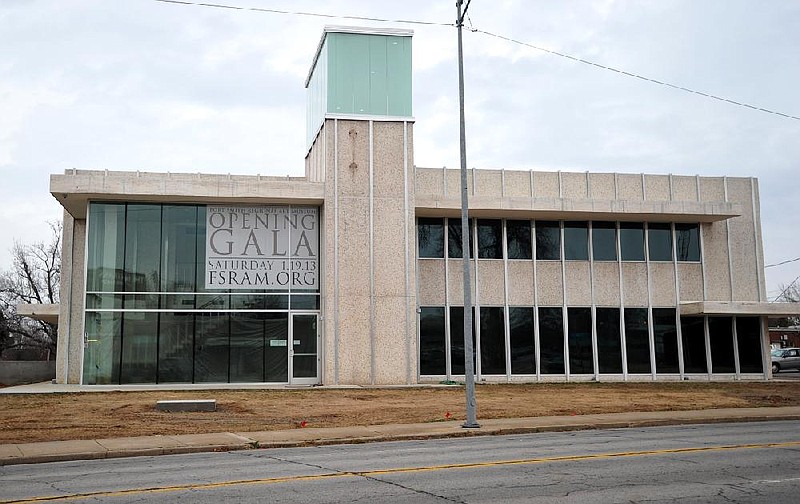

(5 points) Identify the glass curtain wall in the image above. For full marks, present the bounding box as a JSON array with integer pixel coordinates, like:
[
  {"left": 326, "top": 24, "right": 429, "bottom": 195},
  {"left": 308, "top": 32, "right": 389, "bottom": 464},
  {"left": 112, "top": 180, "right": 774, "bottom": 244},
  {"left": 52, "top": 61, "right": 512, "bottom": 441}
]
[
  {"left": 83, "top": 202, "right": 319, "bottom": 384},
  {"left": 414, "top": 218, "right": 760, "bottom": 381}
]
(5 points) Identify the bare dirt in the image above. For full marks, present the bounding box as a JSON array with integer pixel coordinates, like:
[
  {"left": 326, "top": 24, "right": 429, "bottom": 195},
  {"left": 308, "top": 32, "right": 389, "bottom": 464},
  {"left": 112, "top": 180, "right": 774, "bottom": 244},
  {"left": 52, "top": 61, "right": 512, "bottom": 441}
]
[{"left": 1, "top": 382, "right": 798, "bottom": 444}]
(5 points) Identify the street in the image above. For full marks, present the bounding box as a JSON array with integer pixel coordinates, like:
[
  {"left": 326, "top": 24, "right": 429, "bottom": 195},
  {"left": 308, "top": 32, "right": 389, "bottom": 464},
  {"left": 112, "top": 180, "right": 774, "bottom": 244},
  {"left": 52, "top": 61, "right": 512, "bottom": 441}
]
[{"left": 1, "top": 421, "right": 799, "bottom": 503}]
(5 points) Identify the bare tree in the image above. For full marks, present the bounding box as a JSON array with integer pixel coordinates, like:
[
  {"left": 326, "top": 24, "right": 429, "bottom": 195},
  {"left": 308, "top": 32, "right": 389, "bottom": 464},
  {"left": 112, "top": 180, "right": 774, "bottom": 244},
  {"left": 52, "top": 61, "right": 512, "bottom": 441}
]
[
  {"left": 773, "top": 280, "right": 800, "bottom": 328},
  {"left": 0, "top": 222, "right": 61, "bottom": 359}
]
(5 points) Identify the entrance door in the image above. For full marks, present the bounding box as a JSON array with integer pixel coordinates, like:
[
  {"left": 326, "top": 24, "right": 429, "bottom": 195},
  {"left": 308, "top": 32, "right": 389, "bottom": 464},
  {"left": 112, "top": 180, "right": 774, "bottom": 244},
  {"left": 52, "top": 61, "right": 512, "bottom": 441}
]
[{"left": 290, "top": 314, "right": 319, "bottom": 384}]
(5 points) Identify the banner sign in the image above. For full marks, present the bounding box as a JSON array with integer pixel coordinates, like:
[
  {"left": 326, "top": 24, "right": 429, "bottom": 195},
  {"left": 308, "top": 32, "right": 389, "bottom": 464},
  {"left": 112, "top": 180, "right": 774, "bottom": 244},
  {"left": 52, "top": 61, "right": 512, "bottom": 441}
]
[{"left": 205, "top": 206, "right": 318, "bottom": 290}]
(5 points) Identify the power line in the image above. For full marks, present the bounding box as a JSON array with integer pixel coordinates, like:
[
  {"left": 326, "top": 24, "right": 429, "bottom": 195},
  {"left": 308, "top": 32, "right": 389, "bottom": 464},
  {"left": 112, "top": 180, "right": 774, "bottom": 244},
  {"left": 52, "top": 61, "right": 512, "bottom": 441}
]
[
  {"left": 153, "top": 0, "right": 800, "bottom": 122},
  {"left": 772, "top": 275, "right": 800, "bottom": 302},
  {"left": 471, "top": 28, "right": 800, "bottom": 122},
  {"left": 765, "top": 256, "right": 800, "bottom": 268},
  {"left": 153, "top": 0, "right": 453, "bottom": 27}
]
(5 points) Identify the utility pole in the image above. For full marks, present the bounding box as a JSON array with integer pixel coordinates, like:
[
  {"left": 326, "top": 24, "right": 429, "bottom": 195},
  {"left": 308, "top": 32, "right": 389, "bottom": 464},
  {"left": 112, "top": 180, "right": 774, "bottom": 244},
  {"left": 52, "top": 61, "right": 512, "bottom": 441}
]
[{"left": 456, "top": 0, "right": 479, "bottom": 429}]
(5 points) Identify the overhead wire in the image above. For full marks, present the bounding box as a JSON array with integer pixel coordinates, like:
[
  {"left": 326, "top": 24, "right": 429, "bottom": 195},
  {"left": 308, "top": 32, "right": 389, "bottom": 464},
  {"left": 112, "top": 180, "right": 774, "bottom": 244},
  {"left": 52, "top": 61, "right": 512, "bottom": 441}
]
[
  {"left": 153, "top": 0, "right": 453, "bottom": 27},
  {"left": 772, "top": 275, "right": 800, "bottom": 302},
  {"left": 471, "top": 28, "right": 800, "bottom": 122},
  {"left": 765, "top": 256, "right": 800, "bottom": 269},
  {"left": 152, "top": 0, "right": 800, "bottom": 122}
]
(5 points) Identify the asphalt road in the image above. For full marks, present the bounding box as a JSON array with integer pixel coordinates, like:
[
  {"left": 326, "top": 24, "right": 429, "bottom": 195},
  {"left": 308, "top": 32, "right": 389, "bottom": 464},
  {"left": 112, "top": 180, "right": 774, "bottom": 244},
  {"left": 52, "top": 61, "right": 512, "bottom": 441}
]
[{"left": 1, "top": 421, "right": 799, "bottom": 503}]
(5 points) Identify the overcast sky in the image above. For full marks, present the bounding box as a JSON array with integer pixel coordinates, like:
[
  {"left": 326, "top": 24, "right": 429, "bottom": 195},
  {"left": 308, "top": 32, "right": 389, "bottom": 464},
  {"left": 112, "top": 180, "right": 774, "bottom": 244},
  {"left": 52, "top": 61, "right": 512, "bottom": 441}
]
[{"left": 1, "top": 0, "right": 798, "bottom": 299}]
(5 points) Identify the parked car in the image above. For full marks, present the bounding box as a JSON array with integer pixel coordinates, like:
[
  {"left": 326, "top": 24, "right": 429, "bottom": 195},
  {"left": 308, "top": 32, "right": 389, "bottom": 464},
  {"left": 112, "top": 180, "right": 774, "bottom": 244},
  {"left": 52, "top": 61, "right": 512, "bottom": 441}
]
[{"left": 771, "top": 347, "right": 800, "bottom": 373}]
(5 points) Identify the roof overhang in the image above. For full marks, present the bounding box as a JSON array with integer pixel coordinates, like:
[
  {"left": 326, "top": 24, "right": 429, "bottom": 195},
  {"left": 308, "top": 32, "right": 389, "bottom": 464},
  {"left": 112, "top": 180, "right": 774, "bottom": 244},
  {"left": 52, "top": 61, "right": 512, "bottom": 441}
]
[
  {"left": 681, "top": 301, "right": 800, "bottom": 317},
  {"left": 415, "top": 196, "right": 741, "bottom": 222},
  {"left": 51, "top": 170, "right": 325, "bottom": 219},
  {"left": 16, "top": 303, "right": 59, "bottom": 325}
]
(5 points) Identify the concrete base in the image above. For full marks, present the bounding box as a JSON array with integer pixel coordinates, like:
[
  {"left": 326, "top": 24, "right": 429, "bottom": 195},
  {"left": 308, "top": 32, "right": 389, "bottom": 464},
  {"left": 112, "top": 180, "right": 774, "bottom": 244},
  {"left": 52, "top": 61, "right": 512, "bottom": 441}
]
[{"left": 156, "top": 400, "right": 217, "bottom": 412}]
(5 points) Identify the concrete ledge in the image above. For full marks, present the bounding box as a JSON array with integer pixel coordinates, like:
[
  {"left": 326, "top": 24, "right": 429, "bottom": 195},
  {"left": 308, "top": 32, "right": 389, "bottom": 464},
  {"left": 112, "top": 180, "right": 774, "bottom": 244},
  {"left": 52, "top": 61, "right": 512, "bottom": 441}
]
[{"left": 156, "top": 399, "right": 217, "bottom": 412}]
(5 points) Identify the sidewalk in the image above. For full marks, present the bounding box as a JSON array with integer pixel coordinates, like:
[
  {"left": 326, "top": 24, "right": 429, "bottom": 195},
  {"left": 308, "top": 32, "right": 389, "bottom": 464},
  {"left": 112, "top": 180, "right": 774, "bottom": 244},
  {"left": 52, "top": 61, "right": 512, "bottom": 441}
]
[{"left": 2, "top": 406, "right": 799, "bottom": 466}]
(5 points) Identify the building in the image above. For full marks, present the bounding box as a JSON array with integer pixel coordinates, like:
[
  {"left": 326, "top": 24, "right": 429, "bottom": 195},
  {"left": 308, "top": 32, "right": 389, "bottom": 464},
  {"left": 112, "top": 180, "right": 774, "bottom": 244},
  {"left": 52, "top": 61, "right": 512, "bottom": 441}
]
[
  {"left": 769, "top": 326, "right": 800, "bottom": 349},
  {"left": 38, "top": 26, "right": 800, "bottom": 386}
]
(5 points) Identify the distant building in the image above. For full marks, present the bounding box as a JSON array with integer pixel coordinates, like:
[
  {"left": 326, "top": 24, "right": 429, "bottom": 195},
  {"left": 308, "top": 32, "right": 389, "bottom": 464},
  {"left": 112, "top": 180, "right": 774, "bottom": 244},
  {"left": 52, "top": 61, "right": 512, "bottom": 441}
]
[
  {"left": 769, "top": 326, "right": 800, "bottom": 349},
  {"left": 36, "top": 26, "right": 800, "bottom": 386}
]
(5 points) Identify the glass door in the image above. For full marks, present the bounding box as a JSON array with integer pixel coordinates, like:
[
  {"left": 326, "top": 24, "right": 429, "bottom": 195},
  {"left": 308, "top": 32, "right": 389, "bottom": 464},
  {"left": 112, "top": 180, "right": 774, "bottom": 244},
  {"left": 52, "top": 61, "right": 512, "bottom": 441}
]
[{"left": 290, "top": 314, "right": 319, "bottom": 384}]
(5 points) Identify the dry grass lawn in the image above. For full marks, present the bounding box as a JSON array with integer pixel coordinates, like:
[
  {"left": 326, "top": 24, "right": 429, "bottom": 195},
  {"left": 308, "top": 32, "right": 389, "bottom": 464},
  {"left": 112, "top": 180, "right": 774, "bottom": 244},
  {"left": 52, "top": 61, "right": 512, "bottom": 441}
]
[{"left": 1, "top": 382, "right": 798, "bottom": 444}]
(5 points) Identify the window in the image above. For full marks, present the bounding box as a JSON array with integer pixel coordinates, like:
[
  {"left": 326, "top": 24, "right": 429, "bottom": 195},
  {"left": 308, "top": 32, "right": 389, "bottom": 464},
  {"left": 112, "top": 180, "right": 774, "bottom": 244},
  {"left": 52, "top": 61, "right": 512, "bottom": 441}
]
[
  {"left": 120, "top": 311, "right": 159, "bottom": 384},
  {"left": 624, "top": 308, "right": 651, "bottom": 373},
  {"left": 509, "top": 307, "right": 535, "bottom": 374},
  {"left": 83, "top": 202, "right": 322, "bottom": 385},
  {"left": 681, "top": 317, "right": 707, "bottom": 373},
  {"left": 86, "top": 203, "right": 125, "bottom": 293},
  {"left": 596, "top": 308, "right": 622, "bottom": 373},
  {"left": 417, "top": 218, "right": 444, "bottom": 258},
  {"left": 620, "top": 223, "right": 645, "bottom": 261},
  {"left": 477, "top": 219, "right": 502, "bottom": 259},
  {"left": 736, "top": 317, "right": 763, "bottom": 373},
  {"left": 230, "top": 313, "right": 266, "bottom": 382},
  {"left": 535, "top": 221, "right": 560, "bottom": 260},
  {"left": 648, "top": 223, "right": 672, "bottom": 261},
  {"left": 538, "top": 307, "right": 564, "bottom": 374},
  {"left": 592, "top": 222, "right": 616, "bottom": 261},
  {"left": 449, "top": 307, "right": 476, "bottom": 375},
  {"left": 653, "top": 308, "right": 679, "bottom": 373},
  {"left": 568, "top": 308, "right": 593, "bottom": 374},
  {"left": 480, "top": 307, "right": 506, "bottom": 374},
  {"left": 564, "top": 222, "right": 589, "bottom": 260},
  {"left": 448, "top": 219, "right": 474, "bottom": 259},
  {"left": 419, "top": 307, "right": 446, "bottom": 375},
  {"left": 507, "top": 220, "right": 532, "bottom": 260},
  {"left": 158, "top": 312, "right": 194, "bottom": 383},
  {"left": 709, "top": 317, "right": 735, "bottom": 373},
  {"left": 675, "top": 223, "right": 701, "bottom": 261},
  {"left": 195, "top": 313, "right": 230, "bottom": 382}
]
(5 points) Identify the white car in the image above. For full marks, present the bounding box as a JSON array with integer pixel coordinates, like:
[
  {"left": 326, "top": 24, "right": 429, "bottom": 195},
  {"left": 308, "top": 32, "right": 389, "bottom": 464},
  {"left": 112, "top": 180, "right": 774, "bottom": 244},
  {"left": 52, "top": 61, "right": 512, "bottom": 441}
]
[{"left": 771, "top": 347, "right": 800, "bottom": 373}]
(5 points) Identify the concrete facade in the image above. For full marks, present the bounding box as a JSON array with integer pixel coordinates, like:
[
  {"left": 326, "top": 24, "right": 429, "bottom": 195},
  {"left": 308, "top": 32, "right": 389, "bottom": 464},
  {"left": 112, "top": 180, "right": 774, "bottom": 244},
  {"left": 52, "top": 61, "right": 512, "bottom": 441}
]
[{"left": 42, "top": 26, "right": 800, "bottom": 386}]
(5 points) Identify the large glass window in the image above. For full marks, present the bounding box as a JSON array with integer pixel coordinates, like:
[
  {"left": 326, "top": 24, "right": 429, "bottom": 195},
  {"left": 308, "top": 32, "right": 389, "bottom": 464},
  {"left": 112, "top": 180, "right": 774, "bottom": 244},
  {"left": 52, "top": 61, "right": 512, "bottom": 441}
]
[
  {"left": 158, "top": 312, "right": 194, "bottom": 383},
  {"left": 83, "top": 202, "right": 321, "bottom": 385},
  {"left": 448, "top": 219, "right": 474, "bottom": 259},
  {"left": 83, "top": 312, "right": 121, "bottom": 385},
  {"left": 120, "top": 311, "right": 159, "bottom": 384},
  {"left": 477, "top": 220, "right": 503, "bottom": 259},
  {"left": 709, "top": 317, "right": 735, "bottom": 373},
  {"left": 736, "top": 317, "right": 763, "bottom": 373},
  {"left": 507, "top": 220, "right": 532, "bottom": 260},
  {"left": 675, "top": 224, "right": 701, "bottom": 261},
  {"left": 653, "top": 308, "right": 679, "bottom": 373},
  {"left": 449, "top": 307, "right": 476, "bottom": 375},
  {"left": 124, "top": 205, "right": 162, "bottom": 296},
  {"left": 418, "top": 218, "right": 444, "bottom": 258},
  {"left": 592, "top": 222, "right": 616, "bottom": 261},
  {"left": 535, "top": 221, "right": 560, "bottom": 260},
  {"left": 230, "top": 313, "right": 265, "bottom": 382},
  {"left": 681, "top": 317, "right": 707, "bottom": 373},
  {"left": 538, "top": 307, "right": 564, "bottom": 374},
  {"left": 264, "top": 314, "right": 289, "bottom": 382},
  {"left": 86, "top": 203, "right": 125, "bottom": 293},
  {"left": 509, "top": 307, "right": 535, "bottom": 374},
  {"left": 648, "top": 223, "right": 672, "bottom": 261},
  {"left": 620, "top": 223, "right": 645, "bottom": 261},
  {"left": 195, "top": 312, "right": 229, "bottom": 382},
  {"left": 568, "top": 308, "right": 593, "bottom": 374},
  {"left": 419, "top": 307, "right": 446, "bottom": 375},
  {"left": 480, "top": 307, "right": 506, "bottom": 374},
  {"left": 564, "top": 222, "right": 589, "bottom": 260},
  {"left": 596, "top": 308, "right": 622, "bottom": 373},
  {"left": 624, "top": 308, "right": 651, "bottom": 373}
]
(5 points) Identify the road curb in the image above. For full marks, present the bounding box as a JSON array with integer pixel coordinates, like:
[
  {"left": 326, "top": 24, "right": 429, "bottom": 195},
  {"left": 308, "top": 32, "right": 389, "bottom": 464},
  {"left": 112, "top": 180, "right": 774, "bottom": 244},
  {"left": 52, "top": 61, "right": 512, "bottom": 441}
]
[{"left": 2, "top": 410, "right": 799, "bottom": 466}]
